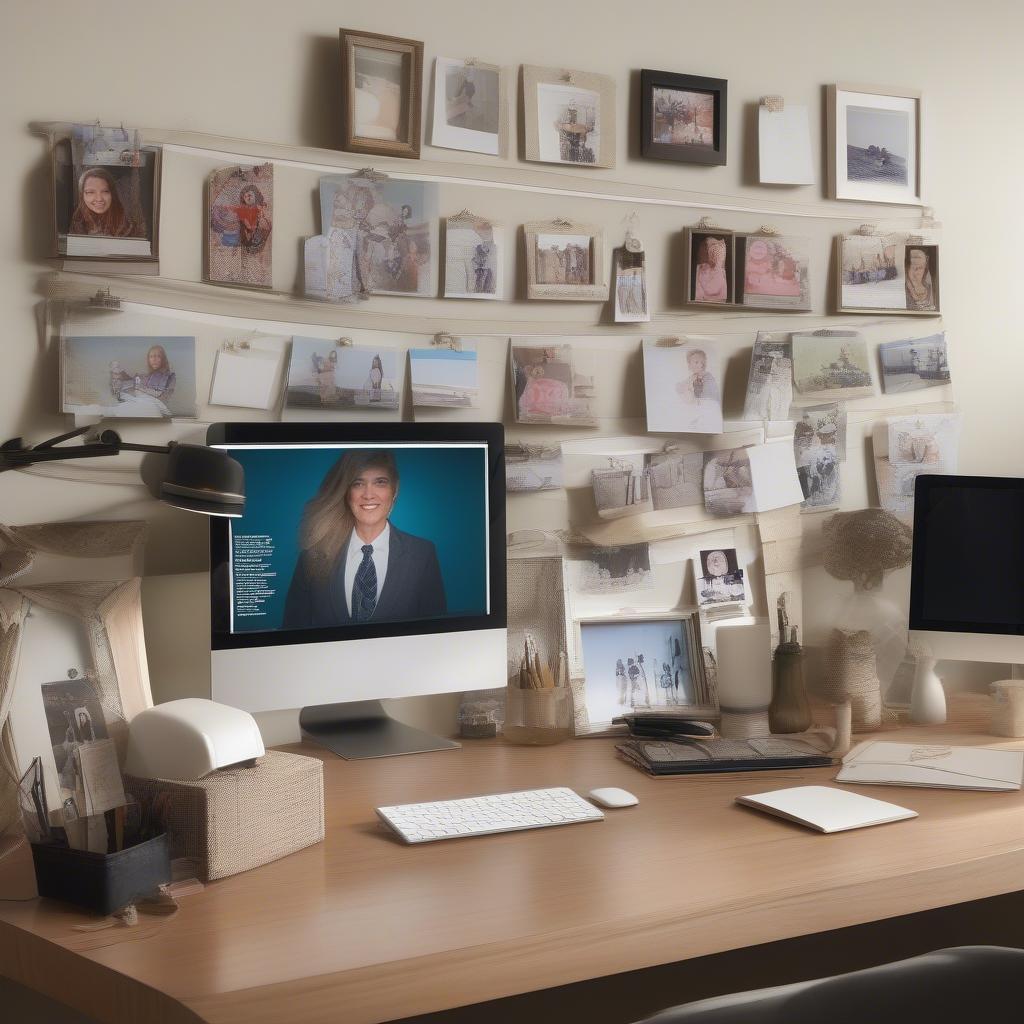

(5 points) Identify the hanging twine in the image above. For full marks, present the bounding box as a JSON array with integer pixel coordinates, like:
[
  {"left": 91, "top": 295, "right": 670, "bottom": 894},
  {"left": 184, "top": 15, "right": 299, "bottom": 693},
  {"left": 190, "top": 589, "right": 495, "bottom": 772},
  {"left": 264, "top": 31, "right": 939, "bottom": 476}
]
[{"left": 822, "top": 628, "right": 882, "bottom": 731}]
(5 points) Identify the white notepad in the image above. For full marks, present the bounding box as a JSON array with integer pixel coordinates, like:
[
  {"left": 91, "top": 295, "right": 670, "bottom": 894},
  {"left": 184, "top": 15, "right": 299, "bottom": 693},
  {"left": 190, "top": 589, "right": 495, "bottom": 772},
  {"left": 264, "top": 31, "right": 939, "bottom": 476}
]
[
  {"left": 836, "top": 741, "right": 1024, "bottom": 792},
  {"left": 736, "top": 785, "right": 917, "bottom": 833}
]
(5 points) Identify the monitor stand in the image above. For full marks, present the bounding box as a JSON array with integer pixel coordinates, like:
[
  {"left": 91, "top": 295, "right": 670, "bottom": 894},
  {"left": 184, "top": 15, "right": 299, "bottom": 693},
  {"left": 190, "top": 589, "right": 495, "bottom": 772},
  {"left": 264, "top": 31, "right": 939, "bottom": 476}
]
[{"left": 299, "top": 700, "right": 461, "bottom": 759}]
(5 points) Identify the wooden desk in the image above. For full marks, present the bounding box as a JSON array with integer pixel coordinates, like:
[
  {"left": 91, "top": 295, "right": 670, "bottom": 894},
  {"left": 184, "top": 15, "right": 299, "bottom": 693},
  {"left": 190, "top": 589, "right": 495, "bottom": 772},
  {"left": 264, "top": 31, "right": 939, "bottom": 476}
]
[{"left": 3, "top": 695, "right": 1024, "bottom": 1024}]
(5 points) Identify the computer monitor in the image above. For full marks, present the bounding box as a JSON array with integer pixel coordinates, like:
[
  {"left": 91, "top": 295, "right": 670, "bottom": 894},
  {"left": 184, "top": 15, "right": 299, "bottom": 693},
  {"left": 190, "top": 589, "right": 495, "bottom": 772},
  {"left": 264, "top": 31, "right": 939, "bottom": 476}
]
[
  {"left": 208, "top": 422, "right": 507, "bottom": 758},
  {"left": 909, "top": 474, "right": 1024, "bottom": 664}
]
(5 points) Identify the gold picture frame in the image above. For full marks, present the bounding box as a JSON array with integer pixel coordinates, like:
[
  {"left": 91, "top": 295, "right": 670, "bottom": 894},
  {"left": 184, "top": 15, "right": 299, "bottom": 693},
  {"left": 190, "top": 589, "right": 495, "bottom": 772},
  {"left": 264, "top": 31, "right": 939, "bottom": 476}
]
[{"left": 339, "top": 29, "right": 424, "bottom": 160}]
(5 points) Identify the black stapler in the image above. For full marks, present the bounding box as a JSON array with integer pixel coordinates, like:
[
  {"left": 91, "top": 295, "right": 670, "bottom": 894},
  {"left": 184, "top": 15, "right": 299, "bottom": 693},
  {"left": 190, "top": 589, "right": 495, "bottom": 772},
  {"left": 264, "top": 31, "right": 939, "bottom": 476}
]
[{"left": 612, "top": 714, "right": 717, "bottom": 738}]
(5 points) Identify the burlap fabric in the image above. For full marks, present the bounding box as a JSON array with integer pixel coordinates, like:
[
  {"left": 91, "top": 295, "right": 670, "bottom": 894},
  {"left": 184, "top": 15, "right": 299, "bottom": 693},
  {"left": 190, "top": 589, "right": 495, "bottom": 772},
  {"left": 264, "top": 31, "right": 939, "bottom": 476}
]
[
  {"left": 822, "top": 628, "right": 882, "bottom": 731},
  {"left": 124, "top": 751, "right": 324, "bottom": 881},
  {"left": 822, "top": 509, "right": 913, "bottom": 591}
]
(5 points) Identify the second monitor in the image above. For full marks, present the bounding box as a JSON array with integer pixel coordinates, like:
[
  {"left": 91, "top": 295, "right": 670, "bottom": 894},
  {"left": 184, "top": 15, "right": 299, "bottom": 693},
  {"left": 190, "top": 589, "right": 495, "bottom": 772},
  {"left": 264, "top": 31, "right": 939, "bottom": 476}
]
[{"left": 209, "top": 422, "right": 507, "bottom": 758}]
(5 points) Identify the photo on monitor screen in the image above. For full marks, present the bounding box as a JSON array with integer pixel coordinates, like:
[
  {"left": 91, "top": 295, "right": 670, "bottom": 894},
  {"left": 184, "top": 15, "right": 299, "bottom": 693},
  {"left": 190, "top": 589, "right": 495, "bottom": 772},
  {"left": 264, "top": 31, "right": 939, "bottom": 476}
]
[{"left": 223, "top": 443, "right": 490, "bottom": 634}]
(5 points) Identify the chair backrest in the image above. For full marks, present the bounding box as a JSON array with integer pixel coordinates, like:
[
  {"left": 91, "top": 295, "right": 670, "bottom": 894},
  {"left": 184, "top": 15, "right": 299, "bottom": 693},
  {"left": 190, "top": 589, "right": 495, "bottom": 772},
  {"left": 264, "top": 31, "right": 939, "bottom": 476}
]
[{"left": 636, "top": 946, "right": 1024, "bottom": 1024}]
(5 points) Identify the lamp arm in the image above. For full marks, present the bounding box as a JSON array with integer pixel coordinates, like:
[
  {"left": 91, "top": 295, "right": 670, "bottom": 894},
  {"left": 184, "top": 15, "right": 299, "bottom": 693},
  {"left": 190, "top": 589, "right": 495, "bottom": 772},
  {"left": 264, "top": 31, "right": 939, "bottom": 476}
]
[{"left": 0, "top": 427, "right": 172, "bottom": 472}]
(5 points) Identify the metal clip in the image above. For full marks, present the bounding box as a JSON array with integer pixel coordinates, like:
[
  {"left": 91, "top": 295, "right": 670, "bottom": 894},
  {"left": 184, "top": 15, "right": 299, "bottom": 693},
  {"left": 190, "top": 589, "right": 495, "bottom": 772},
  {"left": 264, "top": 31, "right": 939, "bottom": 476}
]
[
  {"left": 695, "top": 215, "right": 723, "bottom": 232},
  {"left": 337, "top": 336, "right": 354, "bottom": 347},
  {"left": 855, "top": 223, "right": 879, "bottom": 236},
  {"left": 757, "top": 224, "right": 780, "bottom": 236},
  {"left": 355, "top": 167, "right": 389, "bottom": 183},
  {"left": 655, "top": 336, "right": 683, "bottom": 347},
  {"left": 760, "top": 95, "right": 785, "bottom": 113},
  {"left": 551, "top": 217, "right": 574, "bottom": 228},
  {"left": 465, "top": 57, "right": 478, "bottom": 67},
  {"left": 812, "top": 329, "right": 843, "bottom": 337},
  {"left": 560, "top": 71, "right": 575, "bottom": 84}
]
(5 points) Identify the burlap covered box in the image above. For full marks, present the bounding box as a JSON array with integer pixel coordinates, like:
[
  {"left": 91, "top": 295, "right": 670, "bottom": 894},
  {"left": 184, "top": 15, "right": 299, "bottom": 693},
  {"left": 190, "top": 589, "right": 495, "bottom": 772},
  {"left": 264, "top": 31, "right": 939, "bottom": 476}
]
[{"left": 124, "top": 750, "right": 324, "bottom": 881}]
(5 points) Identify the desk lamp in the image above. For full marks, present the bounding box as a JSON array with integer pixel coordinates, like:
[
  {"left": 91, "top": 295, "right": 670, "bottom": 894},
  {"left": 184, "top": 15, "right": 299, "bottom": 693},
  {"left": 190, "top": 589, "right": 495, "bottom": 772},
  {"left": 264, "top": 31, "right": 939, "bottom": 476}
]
[{"left": 0, "top": 426, "right": 245, "bottom": 517}]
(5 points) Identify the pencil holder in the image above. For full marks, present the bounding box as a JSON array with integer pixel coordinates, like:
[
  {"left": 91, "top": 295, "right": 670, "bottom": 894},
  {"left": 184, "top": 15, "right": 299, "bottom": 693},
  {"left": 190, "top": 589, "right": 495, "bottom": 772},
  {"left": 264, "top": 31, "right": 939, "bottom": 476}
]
[{"left": 503, "top": 685, "right": 571, "bottom": 745}]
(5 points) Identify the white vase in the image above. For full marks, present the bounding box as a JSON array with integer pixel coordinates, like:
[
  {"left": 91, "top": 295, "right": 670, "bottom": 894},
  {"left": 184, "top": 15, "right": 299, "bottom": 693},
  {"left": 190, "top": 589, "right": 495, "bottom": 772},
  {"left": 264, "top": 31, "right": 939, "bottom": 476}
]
[{"left": 910, "top": 656, "right": 946, "bottom": 724}]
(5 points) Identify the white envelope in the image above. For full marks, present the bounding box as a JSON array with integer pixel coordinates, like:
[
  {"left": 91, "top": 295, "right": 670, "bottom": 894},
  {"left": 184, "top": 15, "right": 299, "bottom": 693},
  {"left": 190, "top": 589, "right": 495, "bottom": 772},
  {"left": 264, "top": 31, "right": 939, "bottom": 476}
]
[{"left": 836, "top": 741, "right": 1024, "bottom": 792}]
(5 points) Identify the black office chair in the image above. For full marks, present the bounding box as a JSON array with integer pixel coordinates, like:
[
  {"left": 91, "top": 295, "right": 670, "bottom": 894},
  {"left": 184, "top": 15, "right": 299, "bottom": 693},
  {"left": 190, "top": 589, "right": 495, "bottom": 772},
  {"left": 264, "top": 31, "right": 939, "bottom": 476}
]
[{"left": 635, "top": 946, "right": 1023, "bottom": 1024}]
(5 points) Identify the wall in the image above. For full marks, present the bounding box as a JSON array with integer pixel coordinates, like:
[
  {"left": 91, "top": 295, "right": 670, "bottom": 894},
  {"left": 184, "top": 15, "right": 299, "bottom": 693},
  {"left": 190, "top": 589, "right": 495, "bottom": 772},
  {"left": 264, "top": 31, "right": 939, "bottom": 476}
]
[{"left": 3, "top": 0, "right": 1023, "bottom": 744}]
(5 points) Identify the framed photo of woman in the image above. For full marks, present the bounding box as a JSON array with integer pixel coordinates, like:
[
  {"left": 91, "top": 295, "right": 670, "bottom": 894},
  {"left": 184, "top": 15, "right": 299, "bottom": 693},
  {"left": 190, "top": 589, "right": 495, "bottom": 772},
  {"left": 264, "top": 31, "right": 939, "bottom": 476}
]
[
  {"left": 339, "top": 29, "right": 424, "bottom": 159},
  {"left": 827, "top": 83, "right": 922, "bottom": 204},
  {"left": 641, "top": 70, "right": 727, "bottom": 166}
]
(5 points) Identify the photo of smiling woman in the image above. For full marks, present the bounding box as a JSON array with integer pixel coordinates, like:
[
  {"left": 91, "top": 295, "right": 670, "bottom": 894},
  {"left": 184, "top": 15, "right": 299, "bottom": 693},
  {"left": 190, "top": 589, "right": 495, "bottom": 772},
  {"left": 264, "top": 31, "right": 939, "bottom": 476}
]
[
  {"left": 69, "top": 166, "right": 142, "bottom": 237},
  {"left": 282, "top": 450, "right": 447, "bottom": 628}
]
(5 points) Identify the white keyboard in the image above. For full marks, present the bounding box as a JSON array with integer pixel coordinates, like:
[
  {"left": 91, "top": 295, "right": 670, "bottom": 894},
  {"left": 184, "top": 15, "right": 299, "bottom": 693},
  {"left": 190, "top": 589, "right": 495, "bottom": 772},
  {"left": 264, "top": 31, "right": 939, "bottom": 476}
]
[{"left": 376, "top": 786, "right": 605, "bottom": 844}]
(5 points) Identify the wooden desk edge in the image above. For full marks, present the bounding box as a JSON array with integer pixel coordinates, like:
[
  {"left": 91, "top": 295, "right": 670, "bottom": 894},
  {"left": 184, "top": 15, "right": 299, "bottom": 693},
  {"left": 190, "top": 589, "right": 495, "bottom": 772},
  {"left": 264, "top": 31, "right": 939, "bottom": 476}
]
[{"left": 180, "top": 846, "right": 1024, "bottom": 1024}]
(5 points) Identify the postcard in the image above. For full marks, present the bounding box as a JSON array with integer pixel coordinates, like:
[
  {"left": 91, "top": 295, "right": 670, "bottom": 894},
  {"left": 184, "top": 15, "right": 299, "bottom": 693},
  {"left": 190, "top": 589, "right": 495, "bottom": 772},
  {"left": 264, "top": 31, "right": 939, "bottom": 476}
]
[
  {"left": 791, "top": 331, "right": 873, "bottom": 400},
  {"left": 758, "top": 103, "right": 814, "bottom": 185},
  {"left": 839, "top": 235, "right": 939, "bottom": 313},
  {"left": 505, "top": 442, "right": 563, "bottom": 493},
  {"left": 644, "top": 450, "right": 705, "bottom": 510},
  {"left": 444, "top": 215, "right": 502, "bottom": 299},
  {"left": 432, "top": 57, "right": 504, "bottom": 156},
  {"left": 285, "top": 338, "right": 399, "bottom": 411},
  {"left": 592, "top": 455, "right": 653, "bottom": 519},
  {"left": 613, "top": 248, "right": 649, "bottom": 322},
  {"left": 208, "top": 163, "right": 273, "bottom": 289},
  {"left": 62, "top": 336, "right": 196, "bottom": 419},
  {"left": 511, "top": 342, "right": 597, "bottom": 426},
  {"left": 536, "top": 82, "right": 601, "bottom": 165},
  {"left": 736, "top": 235, "right": 811, "bottom": 311},
  {"left": 879, "top": 333, "right": 950, "bottom": 393},
  {"left": 209, "top": 339, "right": 287, "bottom": 410},
  {"left": 576, "top": 543, "right": 653, "bottom": 594},
  {"left": 703, "top": 448, "right": 754, "bottom": 516},
  {"left": 742, "top": 331, "right": 792, "bottom": 422},
  {"left": 409, "top": 344, "right": 478, "bottom": 408},
  {"left": 794, "top": 408, "right": 841, "bottom": 512},
  {"left": 746, "top": 442, "right": 805, "bottom": 512},
  {"left": 688, "top": 231, "right": 732, "bottom": 305},
  {"left": 878, "top": 413, "right": 962, "bottom": 515},
  {"left": 643, "top": 339, "right": 724, "bottom": 435}
]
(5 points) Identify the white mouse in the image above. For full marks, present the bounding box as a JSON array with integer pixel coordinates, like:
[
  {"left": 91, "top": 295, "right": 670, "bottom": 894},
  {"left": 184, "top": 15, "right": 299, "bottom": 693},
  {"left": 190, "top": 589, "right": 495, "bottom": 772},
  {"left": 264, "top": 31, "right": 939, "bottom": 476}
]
[{"left": 588, "top": 787, "right": 639, "bottom": 809}]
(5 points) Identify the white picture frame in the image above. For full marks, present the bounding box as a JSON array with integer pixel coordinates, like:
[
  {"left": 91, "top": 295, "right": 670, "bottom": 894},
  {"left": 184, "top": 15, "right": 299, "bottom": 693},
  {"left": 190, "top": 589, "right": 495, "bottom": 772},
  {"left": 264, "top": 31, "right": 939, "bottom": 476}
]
[{"left": 430, "top": 57, "right": 508, "bottom": 157}]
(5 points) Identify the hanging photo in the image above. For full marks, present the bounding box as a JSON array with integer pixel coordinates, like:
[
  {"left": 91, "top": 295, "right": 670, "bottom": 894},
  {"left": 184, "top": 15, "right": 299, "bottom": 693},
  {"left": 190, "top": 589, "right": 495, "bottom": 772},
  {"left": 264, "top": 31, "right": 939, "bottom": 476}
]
[
  {"left": 510, "top": 342, "right": 597, "bottom": 426},
  {"left": 686, "top": 228, "right": 733, "bottom": 306},
  {"left": 735, "top": 234, "right": 811, "bottom": 311},
  {"left": 794, "top": 407, "right": 841, "bottom": 513},
  {"left": 742, "top": 331, "right": 792, "bottom": 422},
  {"left": 791, "top": 330, "right": 873, "bottom": 400},
  {"left": 339, "top": 29, "right": 423, "bottom": 159},
  {"left": 431, "top": 57, "right": 507, "bottom": 156},
  {"left": 574, "top": 543, "right": 653, "bottom": 594},
  {"left": 836, "top": 234, "right": 940, "bottom": 315},
  {"left": 879, "top": 333, "right": 950, "bottom": 393},
  {"left": 285, "top": 338, "right": 399, "bottom": 412},
  {"left": 613, "top": 246, "right": 649, "bottom": 322},
  {"left": 694, "top": 548, "right": 747, "bottom": 608},
  {"left": 642, "top": 339, "right": 724, "bottom": 435},
  {"left": 644, "top": 450, "right": 705, "bottom": 511},
  {"left": 444, "top": 213, "right": 502, "bottom": 299},
  {"left": 525, "top": 220, "right": 607, "bottom": 301},
  {"left": 523, "top": 65, "right": 616, "bottom": 169},
  {"left": 591, "top": 456, "right": 652, "bottom": 520},
  {"left": 409, "top": 344, "right": 478, "bottom": 408},
  {"left": 505, "top": 442, "right": 563, "bottom": 493},
  {"left": 828, "top": 84, "right": 921, "bottom": 204},
  {"left": 207, "top": 163, "right": 273, "bottom": 289},
  {"left": 877, "top": 413, "right": 962, "bottom": 516},
  {"left": 703, "top": 449, "right": 754, "bottom": 516}
]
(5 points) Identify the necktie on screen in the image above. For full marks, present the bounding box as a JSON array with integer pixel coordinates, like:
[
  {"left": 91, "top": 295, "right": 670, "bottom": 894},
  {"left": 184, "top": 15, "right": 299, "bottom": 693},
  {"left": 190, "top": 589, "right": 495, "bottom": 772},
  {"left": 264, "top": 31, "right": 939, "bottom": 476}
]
[{"left": 353, "top": 544, "right": 377, "bottom": 622}]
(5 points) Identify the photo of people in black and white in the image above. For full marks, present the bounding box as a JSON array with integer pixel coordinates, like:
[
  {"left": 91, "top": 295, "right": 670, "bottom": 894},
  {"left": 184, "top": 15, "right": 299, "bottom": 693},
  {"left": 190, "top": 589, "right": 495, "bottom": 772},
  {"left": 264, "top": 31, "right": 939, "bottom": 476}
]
[
  {"left": 227, "top": 444, "right": 489, "bottom": 634},
  {"left": 695, "top": 548, "right": 747, "bottom": 607}
]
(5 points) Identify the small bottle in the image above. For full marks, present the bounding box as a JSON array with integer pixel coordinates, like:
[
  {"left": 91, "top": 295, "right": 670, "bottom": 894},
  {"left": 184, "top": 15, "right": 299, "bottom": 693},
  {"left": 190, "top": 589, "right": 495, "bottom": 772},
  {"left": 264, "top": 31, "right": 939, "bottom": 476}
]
[{"left": 769, "top": 625, "right": 811, "bottom": 734}]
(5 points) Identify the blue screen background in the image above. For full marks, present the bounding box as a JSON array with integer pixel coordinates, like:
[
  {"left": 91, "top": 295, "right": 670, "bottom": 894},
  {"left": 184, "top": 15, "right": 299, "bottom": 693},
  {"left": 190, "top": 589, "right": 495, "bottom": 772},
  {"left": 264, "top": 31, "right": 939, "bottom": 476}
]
[{"left": 228, "top": 445, "right": 489, "bottom": 632}]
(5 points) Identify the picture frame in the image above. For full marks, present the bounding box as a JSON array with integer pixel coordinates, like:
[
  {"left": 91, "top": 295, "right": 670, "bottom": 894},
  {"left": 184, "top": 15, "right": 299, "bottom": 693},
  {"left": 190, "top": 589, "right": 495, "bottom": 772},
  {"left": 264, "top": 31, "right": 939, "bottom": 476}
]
[
  {"left": 339, "top": 29, "right": 424, "bottom": 160},
  {"left": 827, "top": 83, "right": 922, "bottom": 204},
  {"left": 521, "top": 65, "right": 616, "bottom": 169},
  {"left": 573, "top": 611, "right": 715, "bottom": 736},
  {"left": 834, "top": 234, "right": 940, "bottom": 315},
  {"left": 641, "top": 70, "right": 727, "bottom": 166},
  {"left": 431, "top": 57, "right": 508, "bottom": 157},
  {"left": 524, "top": 220, "right": 607, "bottom": 301}
]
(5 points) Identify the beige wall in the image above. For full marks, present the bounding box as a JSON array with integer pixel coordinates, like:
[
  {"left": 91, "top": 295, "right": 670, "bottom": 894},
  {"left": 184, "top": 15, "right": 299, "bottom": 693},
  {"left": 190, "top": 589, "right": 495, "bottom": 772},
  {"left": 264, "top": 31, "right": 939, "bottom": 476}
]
[{"left": 3, "top": 1, "right": 1023, "bottom": 743}]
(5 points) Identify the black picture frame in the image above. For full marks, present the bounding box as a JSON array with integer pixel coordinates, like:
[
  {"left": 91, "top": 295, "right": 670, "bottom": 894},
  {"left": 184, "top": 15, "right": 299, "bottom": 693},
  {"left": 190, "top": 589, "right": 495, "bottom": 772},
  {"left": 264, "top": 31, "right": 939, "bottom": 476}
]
[{"left": 640, "top": 70, "right": 727, "bottom": 166}]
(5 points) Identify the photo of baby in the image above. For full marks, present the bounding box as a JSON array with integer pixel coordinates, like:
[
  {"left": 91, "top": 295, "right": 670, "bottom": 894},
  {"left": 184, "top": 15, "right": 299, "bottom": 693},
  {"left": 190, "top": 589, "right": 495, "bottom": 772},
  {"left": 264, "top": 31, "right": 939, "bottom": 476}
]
[
  {"left": 689, "top": 232, "right": 732, "bottom": 304},
  {"left": 736, "top": 235, "right": 811, "bottom": 311},
  {"left": 643, "top": 340, "right": 724, "bottom": 435},
  {"left": 511, "top": 343, "right": 597, "bottom": 426}
]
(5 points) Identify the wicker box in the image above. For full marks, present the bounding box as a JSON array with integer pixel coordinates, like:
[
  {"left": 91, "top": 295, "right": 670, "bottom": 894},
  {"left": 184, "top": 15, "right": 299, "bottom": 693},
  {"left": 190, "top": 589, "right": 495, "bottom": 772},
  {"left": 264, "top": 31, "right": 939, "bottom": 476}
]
[{"left": 125, "top": 751, "right": 324, "bottom": 881}]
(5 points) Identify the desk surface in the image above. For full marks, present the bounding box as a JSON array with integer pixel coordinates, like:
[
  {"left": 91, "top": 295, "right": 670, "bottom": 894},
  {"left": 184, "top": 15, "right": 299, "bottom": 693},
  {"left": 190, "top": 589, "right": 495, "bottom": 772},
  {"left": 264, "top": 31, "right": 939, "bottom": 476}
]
[{"left": 3, "top": 695, "right": 1024, "bottom": 1024}]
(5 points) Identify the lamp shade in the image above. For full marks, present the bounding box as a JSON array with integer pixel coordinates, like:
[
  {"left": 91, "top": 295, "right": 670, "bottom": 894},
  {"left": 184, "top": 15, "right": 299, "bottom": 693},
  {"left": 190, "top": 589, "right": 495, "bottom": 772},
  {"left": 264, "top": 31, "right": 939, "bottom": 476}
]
[{"left": 160, "top": 443, "right": 245, "bottom": 517}]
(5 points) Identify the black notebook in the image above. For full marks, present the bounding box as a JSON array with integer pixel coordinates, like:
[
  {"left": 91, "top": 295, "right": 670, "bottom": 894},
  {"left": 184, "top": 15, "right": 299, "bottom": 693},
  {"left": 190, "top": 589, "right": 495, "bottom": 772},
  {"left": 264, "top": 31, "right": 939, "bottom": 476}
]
[{"left": 616, "top": 735, "right": 836, "bottom": 776}]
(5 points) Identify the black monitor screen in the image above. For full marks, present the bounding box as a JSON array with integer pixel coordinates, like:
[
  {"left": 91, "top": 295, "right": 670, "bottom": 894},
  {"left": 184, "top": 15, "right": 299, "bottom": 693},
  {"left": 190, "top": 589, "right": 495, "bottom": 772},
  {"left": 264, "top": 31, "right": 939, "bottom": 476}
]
[{"left": 909, "top": 475, "right": 1024, "bottom": 634}]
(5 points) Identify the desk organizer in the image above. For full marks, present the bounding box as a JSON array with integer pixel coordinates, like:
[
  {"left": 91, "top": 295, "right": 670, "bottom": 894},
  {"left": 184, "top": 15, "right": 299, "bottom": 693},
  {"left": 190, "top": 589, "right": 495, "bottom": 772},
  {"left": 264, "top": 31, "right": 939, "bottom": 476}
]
[
  {"left": 31, "top": 833, "right": 171, "bottom": 916},
  {"left": 125, "top": 750, "right": 324, "bottom": 881}
]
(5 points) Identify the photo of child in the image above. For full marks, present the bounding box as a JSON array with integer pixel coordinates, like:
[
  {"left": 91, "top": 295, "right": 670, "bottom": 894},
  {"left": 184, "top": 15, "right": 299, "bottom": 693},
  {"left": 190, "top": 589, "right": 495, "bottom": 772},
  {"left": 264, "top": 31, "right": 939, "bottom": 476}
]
[{"left": 643, "top": 340, "right": 724, "bottom": 434}]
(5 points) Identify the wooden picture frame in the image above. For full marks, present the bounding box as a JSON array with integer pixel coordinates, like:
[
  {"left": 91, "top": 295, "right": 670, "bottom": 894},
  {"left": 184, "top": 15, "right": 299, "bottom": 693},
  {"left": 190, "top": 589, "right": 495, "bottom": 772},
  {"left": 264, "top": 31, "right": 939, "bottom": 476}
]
[
  {"left": 339, "top": 29, "right": 423, "bottom": 160},
  {"left": 834, "top": 234, "right": 940, "bottom": 316},
  {"left": 521, "top": 65, "right": 616, "bottom": 169},
  {"left": 827, "top": 83, "right": 922, "bottom": 204},
  {"left": 641, "top": 70, "right": 727, "bottom": 166},
  {"left": 524, "top": 220, "right": 607, "bottom": 301}
]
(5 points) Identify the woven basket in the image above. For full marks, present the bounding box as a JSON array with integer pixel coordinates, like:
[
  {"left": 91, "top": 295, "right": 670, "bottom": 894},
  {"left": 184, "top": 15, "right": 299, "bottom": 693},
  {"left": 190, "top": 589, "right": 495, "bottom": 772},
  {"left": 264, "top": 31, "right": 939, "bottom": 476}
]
[{"left": 125, "top": 750, "right": 324, "bottom": 881}]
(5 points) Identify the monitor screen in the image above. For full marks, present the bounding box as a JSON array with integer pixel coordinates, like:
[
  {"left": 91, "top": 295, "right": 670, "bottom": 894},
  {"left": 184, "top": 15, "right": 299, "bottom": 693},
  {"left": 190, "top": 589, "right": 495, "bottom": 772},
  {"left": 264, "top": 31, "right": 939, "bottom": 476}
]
[
  {"left": 209, "top": 423, "right": 505, "bottom": 651},
  {"left": 909, "top": 475, "right": 1024, "bottom": 635}
]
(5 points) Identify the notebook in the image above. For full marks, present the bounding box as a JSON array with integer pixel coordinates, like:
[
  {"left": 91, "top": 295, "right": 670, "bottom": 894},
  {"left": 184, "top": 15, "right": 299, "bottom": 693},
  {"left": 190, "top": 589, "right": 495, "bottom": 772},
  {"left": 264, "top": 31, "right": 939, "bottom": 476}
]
[
  {"left": 736, "top": 785, "right": 917, "bottom": 833},
  {"left": 836, "top": 741, "right": 1024, "bottom": 792}
]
